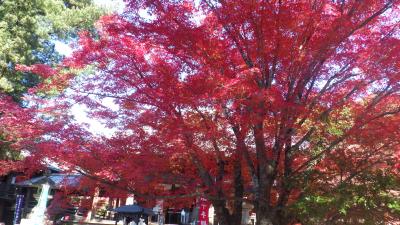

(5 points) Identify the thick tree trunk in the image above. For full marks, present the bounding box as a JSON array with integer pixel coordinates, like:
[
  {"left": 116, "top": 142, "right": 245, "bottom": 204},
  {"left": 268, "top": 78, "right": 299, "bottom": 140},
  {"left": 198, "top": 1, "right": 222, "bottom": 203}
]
[
  {"left": 257, "top": 215, "right": 274, "bottom": 225},
  {"left": 232, "top": 155, "right": 244, "bottom": 224},
  {"left": 212, "top": 202, "right": 237, "bottom": 225},
  {"left": 213, "top": 204, "right": 280, "bottom": 225},
  {"left": 255, "top": 206, "right": 288, "bottom": 225}
]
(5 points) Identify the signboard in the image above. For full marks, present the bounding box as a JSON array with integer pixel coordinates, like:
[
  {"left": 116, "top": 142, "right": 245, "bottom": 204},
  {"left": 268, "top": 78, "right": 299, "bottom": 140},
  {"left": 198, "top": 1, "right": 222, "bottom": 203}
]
[
  {"left": 13, "top": 194, "right": 24, "bottom": 225},
  {"left": 198, "top": 197, "right": 210, "bottom": 225}
]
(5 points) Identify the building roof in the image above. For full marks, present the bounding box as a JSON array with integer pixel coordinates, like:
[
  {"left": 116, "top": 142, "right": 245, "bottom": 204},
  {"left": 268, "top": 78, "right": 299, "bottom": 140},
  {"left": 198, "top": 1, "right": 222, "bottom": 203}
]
[{"left": 16, "top": 174, "right": 80, "bottom": 188}]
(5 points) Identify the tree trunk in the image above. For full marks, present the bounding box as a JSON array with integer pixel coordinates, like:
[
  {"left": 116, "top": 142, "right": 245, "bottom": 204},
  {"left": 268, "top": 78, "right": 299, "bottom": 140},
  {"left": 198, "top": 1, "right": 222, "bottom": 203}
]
[
  {"left": 256, "top": 208, "right": 283, "bottom": 225},
  {"left": 257, "top": 215, "right": 274, "bottom": 225},
  {"left": 232, "top": 154, "right": 244, "bottom": 224},
  {"left": 212, "top": 202, "right": 234, "bottom": 225}
]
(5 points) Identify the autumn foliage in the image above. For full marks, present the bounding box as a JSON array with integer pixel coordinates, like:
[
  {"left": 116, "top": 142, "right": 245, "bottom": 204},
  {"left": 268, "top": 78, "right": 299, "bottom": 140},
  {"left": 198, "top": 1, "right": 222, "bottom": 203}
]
[{"left": 19, "top": 0, "right": 400, "bottom": 224}]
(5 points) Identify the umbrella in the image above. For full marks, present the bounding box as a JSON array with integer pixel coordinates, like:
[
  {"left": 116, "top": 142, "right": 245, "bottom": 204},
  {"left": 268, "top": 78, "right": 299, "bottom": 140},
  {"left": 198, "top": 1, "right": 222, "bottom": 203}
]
[{"left": 113, "top": 204, "right": 155, "bottom": 216}]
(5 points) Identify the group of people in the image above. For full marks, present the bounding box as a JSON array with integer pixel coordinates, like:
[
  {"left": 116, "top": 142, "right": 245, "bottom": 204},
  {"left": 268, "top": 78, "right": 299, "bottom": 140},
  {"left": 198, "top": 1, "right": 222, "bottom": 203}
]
[{"left": 125, "top": 216, "right": 147, "bottom": 225}]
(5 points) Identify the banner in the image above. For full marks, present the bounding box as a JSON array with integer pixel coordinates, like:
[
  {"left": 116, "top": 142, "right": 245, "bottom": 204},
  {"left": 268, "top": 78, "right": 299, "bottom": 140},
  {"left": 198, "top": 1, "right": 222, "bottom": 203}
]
[
  {"left": 198, "top": 197, "right": 210, "bottom": 225},
  {"left": 13, "top": 194, "right": 24, "bottom": 225}
]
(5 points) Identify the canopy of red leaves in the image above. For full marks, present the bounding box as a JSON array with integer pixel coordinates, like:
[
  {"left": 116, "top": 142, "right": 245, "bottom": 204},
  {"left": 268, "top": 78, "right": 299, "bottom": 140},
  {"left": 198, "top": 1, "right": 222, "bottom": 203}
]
[{"left": 18, "top": 0, "right": 400, "bottom": 224}]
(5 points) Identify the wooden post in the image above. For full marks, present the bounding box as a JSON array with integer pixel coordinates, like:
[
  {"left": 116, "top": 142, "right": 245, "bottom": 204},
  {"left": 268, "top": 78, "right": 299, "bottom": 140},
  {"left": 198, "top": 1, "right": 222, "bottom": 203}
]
[
  {"left": 86, "top": 187, "right": 100, "bottom": 222},
  {"left": 22, "top": 188, "right": 31, "bottom": 218},
  {"left": 0, "top": 201, "right": 4, "bottom": 222}
]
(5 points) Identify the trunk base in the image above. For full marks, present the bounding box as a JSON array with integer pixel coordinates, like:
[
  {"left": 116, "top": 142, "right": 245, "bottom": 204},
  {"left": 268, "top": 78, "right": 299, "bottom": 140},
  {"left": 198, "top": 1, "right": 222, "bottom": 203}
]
[{"left": 257, "top": 218, "right": 274, "bottom": 225}]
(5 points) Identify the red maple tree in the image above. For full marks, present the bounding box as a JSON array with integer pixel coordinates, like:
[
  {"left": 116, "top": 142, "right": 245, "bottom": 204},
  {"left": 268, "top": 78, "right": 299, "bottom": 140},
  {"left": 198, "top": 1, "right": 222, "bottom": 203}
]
[
  {"left": 23, "top": 0, "right": 400, "bottom": 224},
  {"left": 0, "top": 94, "right": 38, "bottom": 175}
]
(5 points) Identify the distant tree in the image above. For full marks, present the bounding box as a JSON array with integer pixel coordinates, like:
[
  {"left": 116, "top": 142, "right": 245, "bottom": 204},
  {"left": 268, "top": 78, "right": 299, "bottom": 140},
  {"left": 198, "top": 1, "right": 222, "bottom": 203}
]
[
  {"left": 0, "top": 0, "right": 104, "bottom": 171},
  {"left": 24, "top": 0, "right": 400, "bottom": 225},
  {"left": 0, "top": 0, "right": 104, "bottom": 98}
]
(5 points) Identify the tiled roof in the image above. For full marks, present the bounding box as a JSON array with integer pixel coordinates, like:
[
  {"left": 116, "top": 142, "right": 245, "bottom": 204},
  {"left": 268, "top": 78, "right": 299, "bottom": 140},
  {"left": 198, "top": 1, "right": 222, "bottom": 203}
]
[{"left": 16, "top": 174, "right": 81, "bottom": 188}]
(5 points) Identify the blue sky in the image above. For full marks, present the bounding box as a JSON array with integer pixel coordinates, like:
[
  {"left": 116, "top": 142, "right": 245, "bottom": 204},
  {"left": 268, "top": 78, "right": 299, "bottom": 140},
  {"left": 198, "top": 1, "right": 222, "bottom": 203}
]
[
  {"left": 54, "top": 0, "right": 125, "bottom": 57},
  {"left": 93, "top": 0, "right": 125, "bottom": 11},
  {"left": 55, "top": 0, "right": 203, "bottom": 137},
  {"left": 55, "top": 0, "right": 125, "bottom": 136}
]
